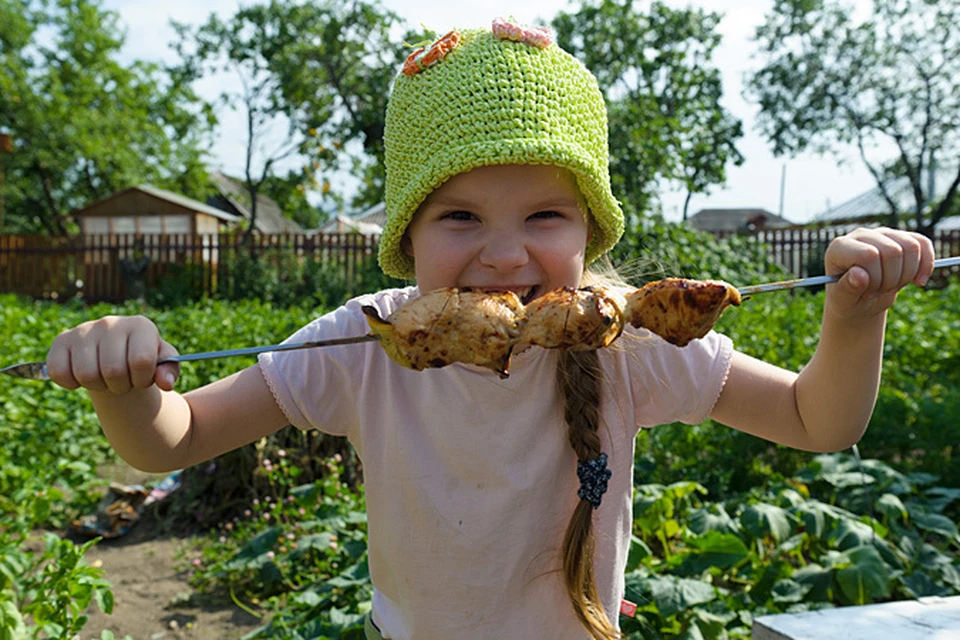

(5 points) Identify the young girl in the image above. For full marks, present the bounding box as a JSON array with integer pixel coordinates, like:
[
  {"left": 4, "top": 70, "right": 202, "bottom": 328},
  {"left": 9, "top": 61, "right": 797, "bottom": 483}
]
[{"left": 47, "top": 21, "right": 934, "bottom": 640}]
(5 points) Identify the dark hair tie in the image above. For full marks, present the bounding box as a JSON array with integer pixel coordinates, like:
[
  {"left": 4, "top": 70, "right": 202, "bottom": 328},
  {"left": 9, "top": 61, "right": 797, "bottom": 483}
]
[{"left": 577, "top": 452, "right": 612, "bottom": 509}]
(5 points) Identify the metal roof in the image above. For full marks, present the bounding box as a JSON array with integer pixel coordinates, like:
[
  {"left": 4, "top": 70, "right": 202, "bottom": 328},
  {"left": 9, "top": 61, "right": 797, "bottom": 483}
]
[{"left": 816, "top": 169, "right": 960, "bottom": 223}]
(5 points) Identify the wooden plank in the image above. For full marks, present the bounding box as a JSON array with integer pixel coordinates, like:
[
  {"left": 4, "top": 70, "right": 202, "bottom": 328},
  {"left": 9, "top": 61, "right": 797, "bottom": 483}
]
[{"left": 752, "top": 596, "right": 960, "bottom": 640}]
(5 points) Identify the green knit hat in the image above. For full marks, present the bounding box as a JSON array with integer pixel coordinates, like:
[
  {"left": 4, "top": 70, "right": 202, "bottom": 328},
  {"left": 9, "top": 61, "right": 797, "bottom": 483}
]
[{"left": 378, "top": 22, "right": 624, "bottom": 279}]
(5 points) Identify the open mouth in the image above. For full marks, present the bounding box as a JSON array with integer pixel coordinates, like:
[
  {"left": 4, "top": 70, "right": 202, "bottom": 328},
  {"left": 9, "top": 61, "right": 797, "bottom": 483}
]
[{"left": 469, "top": 285, "right": 539, "bottom": 305}]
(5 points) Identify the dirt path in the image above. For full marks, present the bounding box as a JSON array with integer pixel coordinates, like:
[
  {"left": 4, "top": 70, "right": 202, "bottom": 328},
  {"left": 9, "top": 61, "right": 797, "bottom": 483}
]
[{"left": 79, "top": 465, "right": 263, "bottom": 639}]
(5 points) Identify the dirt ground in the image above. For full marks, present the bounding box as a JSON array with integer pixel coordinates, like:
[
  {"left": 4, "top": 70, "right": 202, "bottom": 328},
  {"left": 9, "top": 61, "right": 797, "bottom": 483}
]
[{"left": 77, "top": 464, "right": 263, "bottom": 640}]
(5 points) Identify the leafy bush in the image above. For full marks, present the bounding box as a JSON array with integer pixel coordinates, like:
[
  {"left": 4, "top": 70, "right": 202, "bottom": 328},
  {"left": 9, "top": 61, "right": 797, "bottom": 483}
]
[
  {"left": 0, "top": 295, "right": 136, "bottom": 638},
  {"left": 3, "top": 255, "right": 959, "bottom": 638},
  {"left": 610, "top": 217, "right": 788, "bottom": 286},
  {"left": 0, "top": 485, "right": 116, "bottom": 638},
  {"left": 0, "top": 295, "right": 125, "bottom": 520},
  {"left": 149, "top": 250, "right": 405, "bottom": 309},
  {"left": 620, "top": 453, "right": 960, "bottom": 639},
  {"left": 180, "top": 453, "right": 371, "bottom": 639}
]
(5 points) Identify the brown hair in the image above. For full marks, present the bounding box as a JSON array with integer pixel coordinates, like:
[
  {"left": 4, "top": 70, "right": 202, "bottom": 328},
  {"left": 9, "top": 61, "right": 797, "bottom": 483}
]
[{"left": 556, "top": 347, "right": 620, "bottom": 639}]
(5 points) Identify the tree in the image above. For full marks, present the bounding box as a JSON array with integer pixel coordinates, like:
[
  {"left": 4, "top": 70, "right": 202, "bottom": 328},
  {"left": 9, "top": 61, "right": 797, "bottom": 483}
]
[
  {"left": 552, "top": 0, "right": 744, "bottom": 221},
  {"left": 0, "top": 0, "right": 214, "bottom": 234},
  {"left": 746, "top": 0, "right": 960, "bottom": 234},
  {"left": 271, "top": 1, "right": 423, "bottom": 211},
  {"left": 261, "top": 169, "right": 326, "bottom": 230},
  {"left": 172, "top": 0, "right": 415, "bottom": 236}
]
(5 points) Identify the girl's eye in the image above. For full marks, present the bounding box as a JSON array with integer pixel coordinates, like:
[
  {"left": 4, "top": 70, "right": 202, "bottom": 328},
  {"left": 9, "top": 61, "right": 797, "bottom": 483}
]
[
  {"left": 529, "top": 210, "right": 562, "bottom": 220},
  {"left": 444, "top": 210, "right": 476, "bottom": 222}
]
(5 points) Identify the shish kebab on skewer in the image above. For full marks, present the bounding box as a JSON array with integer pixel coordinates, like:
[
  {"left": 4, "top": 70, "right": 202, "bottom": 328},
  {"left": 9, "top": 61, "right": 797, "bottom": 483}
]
[
  {"left": 364, "top": 253, "right": 960, "bottom": 377},
  {"left": 362, "top": 278, "right": 741, "bottom": 378},
  {"left": 0, "top": 278, "right": 739, "bottom": 381},
  {"left": 15, "top": 257, "right": 960, "bottom": 382},
  {"left": 0, "top": 279, "right": 741, "bottom": 382}
]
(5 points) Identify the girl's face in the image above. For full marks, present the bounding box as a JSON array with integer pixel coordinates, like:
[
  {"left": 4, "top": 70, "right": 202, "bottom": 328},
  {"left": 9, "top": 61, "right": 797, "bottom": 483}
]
[{"left": 404, "top": 164, "right": 590, "bottom": 303}]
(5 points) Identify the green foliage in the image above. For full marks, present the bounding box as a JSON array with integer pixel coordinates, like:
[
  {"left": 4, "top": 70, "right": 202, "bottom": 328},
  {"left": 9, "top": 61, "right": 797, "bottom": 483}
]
[
  {"left": 3, "top": 273, "right": 960, "bottom": 637},
  {"left": 0, "top": 479, "right": 115, "bottom": 638},
  {"left": 553, "top": 0, "right": 744, "bottom": 218},
  {"left": 0, "top": 296, "right": 127, "bottom": 638},
  {"left": 0, "top": 0, "right": 214, "bottom": 234},
  {"left": 746, "top": 0, "right": 960, "bottom": 232},
  {"left": 621, "top": 453, "right": 960, "bottom": 638},
  {"left": 181, "top": 454, "right": 371, "bottom": 639},
  {"left": 640, "top": 281, "right": 960, "bottom": 495},
  {"left": 0, "top": 531, "right": 115, "bottom": 639},
  {"left": 0, "top": 295, "right": 121, "bottom": 520},
  {"left": 869, "top": 282, "right": 960, "bottom": 485},
  {"left": 148, "top": 250, "right": 405, "bottom": 309},
  {"left": 171, "top": 0, "right": 414, "bottom": 214},
  {"left": 610, "top": 217, "right": 788, "bottom": 286}
]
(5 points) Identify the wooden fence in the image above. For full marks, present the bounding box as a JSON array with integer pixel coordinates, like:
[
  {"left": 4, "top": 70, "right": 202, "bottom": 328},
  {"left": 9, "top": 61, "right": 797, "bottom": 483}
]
[
  {"left": 0, "top": 233, "right": 379, "bottom": 302},
  {"left": 715, "top": 228, "right": 960, "bottom": 279},
  {"left": 2, "top": 228, "right": 959, "bottom": 302}
]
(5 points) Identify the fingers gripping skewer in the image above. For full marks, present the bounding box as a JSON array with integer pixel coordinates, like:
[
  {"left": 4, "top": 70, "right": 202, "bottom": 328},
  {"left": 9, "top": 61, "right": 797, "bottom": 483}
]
[
  {"left": 737, "top": 256, "right": 960, "bottom": 295},
  {"left": 0, "top": 335, "right": 380, "bottom": 381}
]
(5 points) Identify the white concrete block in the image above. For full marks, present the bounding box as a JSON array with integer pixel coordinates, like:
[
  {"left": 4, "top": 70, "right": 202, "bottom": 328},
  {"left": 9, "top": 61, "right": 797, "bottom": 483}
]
[{"left": 752, "top": 597, "right": 960, "bottom": 640}]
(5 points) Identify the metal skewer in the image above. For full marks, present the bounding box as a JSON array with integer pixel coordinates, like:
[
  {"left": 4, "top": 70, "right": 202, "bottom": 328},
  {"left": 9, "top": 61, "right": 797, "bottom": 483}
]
[
  {"left": 4, "top": 255, "right": 959, "bottom": 382},
  {"left": 737, "top": 256, "right": 960, "bottom": 296},
  {"left": 0, "top": 334, "right": 379, "bottom": 381}
]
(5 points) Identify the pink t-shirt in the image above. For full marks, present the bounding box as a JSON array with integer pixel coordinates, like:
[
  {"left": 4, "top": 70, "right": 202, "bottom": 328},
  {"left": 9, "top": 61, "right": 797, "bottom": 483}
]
[{"left": 258, "top": 286, "right": 733, "bottom": 639}]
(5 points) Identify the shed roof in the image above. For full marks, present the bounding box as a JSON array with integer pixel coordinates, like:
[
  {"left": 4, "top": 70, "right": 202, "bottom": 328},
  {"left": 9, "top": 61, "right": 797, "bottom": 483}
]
[
  {"left": 208, "top": 171, "right": 303, "bottom": 233},
  {"left": 318, "top": 214, "right": 383, "bottom": 235},
  {"left": 314, "top": 201, "right": 385, "bottom": 235},
  {"left": 688, "top": 208, "right": 793, "bottom": 232},
  {"left": 354, "top": 202, "right": 387, "bottom": 229},
  {"left": 74, "top": 184, "right": 240, "bottom": 223}
]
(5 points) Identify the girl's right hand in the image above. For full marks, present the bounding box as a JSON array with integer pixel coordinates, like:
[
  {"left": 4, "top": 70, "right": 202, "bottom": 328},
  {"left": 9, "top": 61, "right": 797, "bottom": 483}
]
[{"left": 46, "top": 316, "right": 181, "bottom": 393}]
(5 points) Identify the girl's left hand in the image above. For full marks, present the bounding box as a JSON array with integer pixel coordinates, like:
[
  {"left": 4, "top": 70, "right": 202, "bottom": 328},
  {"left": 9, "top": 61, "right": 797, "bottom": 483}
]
[{"left": 823, "top": 227, "right": 935, "bottom": 320}]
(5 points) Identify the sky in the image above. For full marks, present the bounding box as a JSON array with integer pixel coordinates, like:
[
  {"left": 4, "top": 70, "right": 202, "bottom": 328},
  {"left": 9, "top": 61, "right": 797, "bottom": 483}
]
[{"left": 102, "top": 0, "right": 882, "bottom": 224}]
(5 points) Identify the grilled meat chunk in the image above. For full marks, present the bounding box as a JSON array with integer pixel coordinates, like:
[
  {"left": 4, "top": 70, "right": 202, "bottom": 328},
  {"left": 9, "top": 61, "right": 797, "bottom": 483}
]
[
  {"left": 362, "top": 288, "right": 525, "bottom": 377},
  {"left": 624, "top": 278, "right": 741, "bottom": 347},
  {"left": 361, "top": 278, "right": 739, "bottom": 376},
  {"left": 520, "top": 286, "right": 625, "bottom": 351}
]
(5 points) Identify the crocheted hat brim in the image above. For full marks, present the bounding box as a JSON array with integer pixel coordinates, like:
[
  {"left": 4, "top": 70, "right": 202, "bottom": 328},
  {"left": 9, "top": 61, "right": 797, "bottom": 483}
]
[{"left": 378, "top": 140, "right": 623, "bottom": 279}]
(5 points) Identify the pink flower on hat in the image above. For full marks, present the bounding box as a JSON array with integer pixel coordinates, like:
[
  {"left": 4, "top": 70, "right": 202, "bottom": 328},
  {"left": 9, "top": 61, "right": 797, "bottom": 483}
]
[{"left": 492, "top": 17, "right": 554, "bottom": 49}]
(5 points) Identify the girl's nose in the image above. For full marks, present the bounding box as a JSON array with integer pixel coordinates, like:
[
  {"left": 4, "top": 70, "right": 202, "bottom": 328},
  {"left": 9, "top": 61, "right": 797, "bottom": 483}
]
[{"left": 478, "top": 231, "right": 529, "bottom": 271}]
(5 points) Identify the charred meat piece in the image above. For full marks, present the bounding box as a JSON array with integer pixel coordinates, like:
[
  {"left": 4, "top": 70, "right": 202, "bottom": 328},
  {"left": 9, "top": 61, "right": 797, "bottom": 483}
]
[
  {"left": 362, "top": 288, "right": 525, "bottom": 377},
  {"left": 520, "top": 286, "right": 625, "bottom": 351},
  {"left": 624, "top": 278, "right": 741, "bottom": 347}
]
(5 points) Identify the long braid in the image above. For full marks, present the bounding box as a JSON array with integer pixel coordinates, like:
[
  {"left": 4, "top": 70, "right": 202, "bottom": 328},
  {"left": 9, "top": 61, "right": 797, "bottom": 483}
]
[{"left": 556, "top": 349, "right": 620, "bottom": 640}]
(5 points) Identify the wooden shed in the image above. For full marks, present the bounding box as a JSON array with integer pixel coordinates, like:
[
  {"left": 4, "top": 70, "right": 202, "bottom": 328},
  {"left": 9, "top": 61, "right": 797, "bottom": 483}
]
[{"left": 74, "top": 184, "right": 239, "bottom": 235}]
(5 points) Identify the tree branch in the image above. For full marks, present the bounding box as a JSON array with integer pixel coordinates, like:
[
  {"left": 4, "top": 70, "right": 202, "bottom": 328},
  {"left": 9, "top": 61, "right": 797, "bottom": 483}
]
[
  {"left": 930, "top": 162, "right": 960, "bottom": 230},
  {"left": 889, "top": 130, "right": 927, "bottom": 226},
  {"left": 35, "top": 162, "right": 68, "bottom": 236},
  {"left": 854, "top": 131, "right": 901, "bottom": 226}
]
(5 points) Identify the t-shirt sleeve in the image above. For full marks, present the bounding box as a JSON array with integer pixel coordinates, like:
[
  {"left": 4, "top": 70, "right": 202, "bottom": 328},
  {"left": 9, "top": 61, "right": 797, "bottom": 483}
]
[
  {"left": 257, "top": 288, "right": 415, "bottom": 437},
  {"left": 626, "top": 328, "right": 734, "bottom": 427}
]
